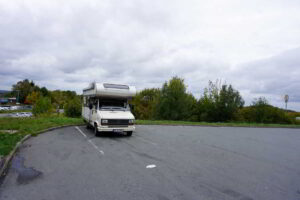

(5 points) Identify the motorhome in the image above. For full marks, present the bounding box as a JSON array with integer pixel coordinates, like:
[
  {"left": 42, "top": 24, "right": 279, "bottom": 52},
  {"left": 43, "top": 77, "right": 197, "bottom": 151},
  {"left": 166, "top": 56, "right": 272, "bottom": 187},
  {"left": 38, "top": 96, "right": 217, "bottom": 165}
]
[{"left": 82, "top": 82, "right": 136, "bottom": 136}]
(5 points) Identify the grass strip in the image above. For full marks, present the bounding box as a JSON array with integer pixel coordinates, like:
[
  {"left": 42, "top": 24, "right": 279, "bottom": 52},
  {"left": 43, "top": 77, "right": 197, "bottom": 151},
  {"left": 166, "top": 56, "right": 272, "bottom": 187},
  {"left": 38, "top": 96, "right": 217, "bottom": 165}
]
[
  {"left": 136, "top": 120, "right": 300, "bottom": 128},
  {"left": 0, "top": 116, "right": 83, "bottom": 156}
]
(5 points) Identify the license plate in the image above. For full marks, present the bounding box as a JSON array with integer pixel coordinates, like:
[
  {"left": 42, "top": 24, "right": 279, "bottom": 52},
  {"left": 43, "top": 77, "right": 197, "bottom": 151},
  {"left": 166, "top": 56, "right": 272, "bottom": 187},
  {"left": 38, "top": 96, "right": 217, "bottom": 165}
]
[{"left": 113, "top": 129, "right": 123, "bottom": 133}]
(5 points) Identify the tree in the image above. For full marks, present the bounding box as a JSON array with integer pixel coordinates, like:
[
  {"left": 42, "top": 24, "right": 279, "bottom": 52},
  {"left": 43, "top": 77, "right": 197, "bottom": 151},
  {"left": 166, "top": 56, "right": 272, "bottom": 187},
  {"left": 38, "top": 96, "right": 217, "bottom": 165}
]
[
  {"left": 25, "top": 91, "right": 41, "bottom": 104},
  {"left": 51, "top": 90, "right": 77, "bottom": 109},
  {"left": 40, "top": 87, "right": 50, "bottom": 97},
  {"left": 155, "top": 77, "right": 197, "bottom": 120},
  {"left": 12, "top": 79, "right": 39, "bottom": 103},
  {"left": 237, "top": 97, "right": 293, "bottom": 124},
  {"left": 64, "top": 98, "right": 82, "bottom": 117},
  {"left": 132, "top": 88, "right": 160, "bottom": 120},
  {"left": 217, "top": 84, "right": 244, "bottom": 121},
  {"left": 32, "top": 96, "right": 52, "bottom": 116},
  {"left": 197, "top": 80, "right": 244, "bottom": 122}
]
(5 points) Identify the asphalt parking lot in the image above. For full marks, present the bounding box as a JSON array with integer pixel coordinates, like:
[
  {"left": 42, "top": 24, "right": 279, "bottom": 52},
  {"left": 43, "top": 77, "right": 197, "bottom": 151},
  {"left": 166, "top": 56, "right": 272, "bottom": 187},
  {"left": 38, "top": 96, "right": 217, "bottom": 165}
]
[{"left": 0, "top": 125, "right": 300, "bottom": 200}]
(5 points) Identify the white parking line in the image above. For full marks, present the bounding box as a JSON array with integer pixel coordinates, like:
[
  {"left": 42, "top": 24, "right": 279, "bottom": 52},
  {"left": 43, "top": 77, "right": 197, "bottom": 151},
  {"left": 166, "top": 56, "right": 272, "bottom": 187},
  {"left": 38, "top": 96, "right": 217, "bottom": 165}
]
[
  {"left": 88, "top": 139, "right": 105, "bottom": 155},
  {"left": 146, "top": 164, "right": 156, "bottom": 169},
  {"left": 75, "top": 126, "right": 87, "bottom": 138},
  {"left": 75, "top": 126, "right": 104, "bottom": 155}
]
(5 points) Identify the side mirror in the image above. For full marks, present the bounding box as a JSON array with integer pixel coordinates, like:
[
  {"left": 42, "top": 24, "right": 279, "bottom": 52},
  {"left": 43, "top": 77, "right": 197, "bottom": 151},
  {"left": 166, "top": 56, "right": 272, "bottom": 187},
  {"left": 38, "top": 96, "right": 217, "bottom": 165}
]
[{"left": 89, "top": 104, "right": 93, "bottom": 109}]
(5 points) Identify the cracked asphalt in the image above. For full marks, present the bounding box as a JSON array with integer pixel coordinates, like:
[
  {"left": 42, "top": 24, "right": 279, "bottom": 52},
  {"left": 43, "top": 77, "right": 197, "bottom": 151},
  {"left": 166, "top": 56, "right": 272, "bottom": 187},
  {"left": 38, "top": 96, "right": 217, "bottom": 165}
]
[{"left": 0, "top": 125, "right": 300, "bottom": 200}]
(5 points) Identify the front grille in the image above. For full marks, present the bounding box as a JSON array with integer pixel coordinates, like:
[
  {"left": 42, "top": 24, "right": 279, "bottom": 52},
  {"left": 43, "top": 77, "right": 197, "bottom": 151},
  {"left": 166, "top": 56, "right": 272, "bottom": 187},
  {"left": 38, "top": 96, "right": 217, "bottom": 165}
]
[
  {"left": 108, "top": 125, "right": 128, "bottom": 128},
  {"left": 107, "top": 119, "right": 129, "bottom": 125}
]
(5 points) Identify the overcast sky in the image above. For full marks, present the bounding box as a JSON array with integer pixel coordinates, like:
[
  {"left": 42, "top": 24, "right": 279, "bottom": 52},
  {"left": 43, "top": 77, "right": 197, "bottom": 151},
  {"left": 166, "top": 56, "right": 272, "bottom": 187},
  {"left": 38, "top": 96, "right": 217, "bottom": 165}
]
[{"left": 1, "top": 0, "right": 300, "bottom": 110}]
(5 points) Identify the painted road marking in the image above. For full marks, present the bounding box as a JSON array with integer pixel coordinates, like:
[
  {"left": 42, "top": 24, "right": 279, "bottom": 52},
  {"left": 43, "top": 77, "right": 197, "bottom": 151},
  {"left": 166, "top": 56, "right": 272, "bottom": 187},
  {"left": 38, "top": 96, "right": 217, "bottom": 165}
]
[
  {"left": 75, "top": 126, "right": 104, "bottom": 155},
  {"left": 75, "top": 126, "right": 87, "bottom": 138},
  {"left": 146, "top": 164, "right": 156, "bottom": 169},
  {"left": 88, "top": 139, "right": 105, "bottom": 155}
]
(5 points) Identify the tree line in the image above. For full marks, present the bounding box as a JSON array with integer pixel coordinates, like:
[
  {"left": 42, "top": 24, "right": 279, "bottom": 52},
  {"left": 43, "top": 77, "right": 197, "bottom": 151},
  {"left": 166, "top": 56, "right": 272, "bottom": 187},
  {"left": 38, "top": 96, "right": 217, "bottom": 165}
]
[
  {"left": 132, "top": 77, "right": 298, "bottom": 124},
  {"left": 7, "top": 78, "right": 299, "bottom": 124},
  {"left": 8, "top": 79, "right": 81, "bottom": 117}
]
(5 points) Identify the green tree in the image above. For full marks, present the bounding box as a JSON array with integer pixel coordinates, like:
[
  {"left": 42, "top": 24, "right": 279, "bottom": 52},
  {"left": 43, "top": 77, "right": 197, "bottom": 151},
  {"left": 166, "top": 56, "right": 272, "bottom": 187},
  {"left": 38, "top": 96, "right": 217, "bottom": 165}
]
[
  {"left": 40, "top": 87, "right": 50, "bottom": 97},
  {"left": 237, "top": 97, "right": 293, "bottom": 124},
  {"left": 217, "top": 84, "right": 244, "bottom": 121},
  {"left": 12, "top": 79, "right": 39, "bottom": 103},
  {"left": 64, "top": 98, "right": 82, "bottom": 118},
  {"left": 132, "top": 88, "right": 160, "bottom": 119},
  {"left": 198, "top": 80, "right": 244, "bottom": 122},
  {"left": 51, "top": 90, "right": 77, "bottom": 109},
  {"left": 32, "top": 96, "right": 52, "bottom": 116},
  {"left": 25, "top": 91, "right": 41, "bottom": 105},
  {"left": 155, "top": 77, "right": 197, "bottom": 120}
]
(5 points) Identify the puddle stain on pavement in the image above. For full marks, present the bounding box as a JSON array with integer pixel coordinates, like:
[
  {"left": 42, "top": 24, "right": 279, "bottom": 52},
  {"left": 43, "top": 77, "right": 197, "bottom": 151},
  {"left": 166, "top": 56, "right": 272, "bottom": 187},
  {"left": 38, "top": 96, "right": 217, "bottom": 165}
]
[{"left": 11, "top": 155, "right": 42, "bottom": 185}]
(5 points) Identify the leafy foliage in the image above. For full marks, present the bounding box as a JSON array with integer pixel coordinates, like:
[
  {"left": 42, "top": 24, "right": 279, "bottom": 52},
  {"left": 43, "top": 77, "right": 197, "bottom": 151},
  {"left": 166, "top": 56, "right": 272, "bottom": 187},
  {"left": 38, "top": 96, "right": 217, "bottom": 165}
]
[
  {"left": 51, "top": 90, "right": 77, "bottom": 109},
  {"left": 197, "top": 80, "right": 244, "bottom": 122},
  {"left": 32, "top": 96, "right": 52, "bottom": 116},
  {"left": 25, "top": 91, "right": 41, "bottom": 104},
  {"left": 237, "top": 97, "right": 294, "bottom": 124},
  {"left": 12, "top": 79, "right": 39, "bottom": 103},
  {"left": 64, "top": 98, "right": 82, "bottom": 118},
  {"left": 132, "top": 88, "right": 160, "bottom": 120},
  {"left": 155, "top": 77, "right": 197, "bottom": 121}
]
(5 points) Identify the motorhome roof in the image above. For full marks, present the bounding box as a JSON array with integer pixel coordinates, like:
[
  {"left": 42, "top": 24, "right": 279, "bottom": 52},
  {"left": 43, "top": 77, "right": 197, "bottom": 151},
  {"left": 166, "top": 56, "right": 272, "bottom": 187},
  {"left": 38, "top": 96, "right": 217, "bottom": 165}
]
[{"left": 83, "top": 82, "right": 136, "bottom": 98}]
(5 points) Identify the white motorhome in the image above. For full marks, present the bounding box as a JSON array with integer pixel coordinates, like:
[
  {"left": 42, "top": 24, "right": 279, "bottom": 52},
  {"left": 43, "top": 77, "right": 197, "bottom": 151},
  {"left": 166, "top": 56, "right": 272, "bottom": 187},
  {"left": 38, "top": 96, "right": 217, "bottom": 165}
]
[{"left": 82, "top": 82, "right": 136, "bottom": 136}]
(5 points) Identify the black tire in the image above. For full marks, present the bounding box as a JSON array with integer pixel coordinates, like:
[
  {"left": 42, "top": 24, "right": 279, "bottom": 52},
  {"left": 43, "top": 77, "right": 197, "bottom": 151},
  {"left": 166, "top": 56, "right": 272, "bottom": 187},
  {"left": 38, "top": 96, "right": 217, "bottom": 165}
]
[
  {"left": 126, "top": 131, "right": 133, "bottom": 137},
  {"left": 94, "top": 124, "right": 99, "bottom": 136},
  {"left": 86, "top": 123, "right": 90, "bottom": 129}
]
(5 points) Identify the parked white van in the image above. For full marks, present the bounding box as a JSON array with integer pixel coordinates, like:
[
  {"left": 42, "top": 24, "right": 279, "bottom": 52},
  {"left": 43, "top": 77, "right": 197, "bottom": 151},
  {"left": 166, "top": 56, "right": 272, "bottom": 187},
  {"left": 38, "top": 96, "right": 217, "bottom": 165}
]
[{"left": 82, "top": 82, "right": 136, "bottom": 136}]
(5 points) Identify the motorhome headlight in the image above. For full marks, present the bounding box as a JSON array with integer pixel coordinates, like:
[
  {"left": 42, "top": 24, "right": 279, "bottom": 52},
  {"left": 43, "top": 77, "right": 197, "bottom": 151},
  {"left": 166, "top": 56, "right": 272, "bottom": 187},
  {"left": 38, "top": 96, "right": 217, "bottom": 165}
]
[
  {"left": 101, "top": 119, "right": 108, "bottom": 124},
  {"left": 129, "top": 119, "right": 135, "bottom": 125}
]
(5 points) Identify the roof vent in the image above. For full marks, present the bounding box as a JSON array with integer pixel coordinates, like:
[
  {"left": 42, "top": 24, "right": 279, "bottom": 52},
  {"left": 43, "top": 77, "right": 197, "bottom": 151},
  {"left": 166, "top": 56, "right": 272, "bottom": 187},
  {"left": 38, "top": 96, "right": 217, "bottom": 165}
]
[{"left": 103, "top": 83, "right": 129, "bottom": 90}]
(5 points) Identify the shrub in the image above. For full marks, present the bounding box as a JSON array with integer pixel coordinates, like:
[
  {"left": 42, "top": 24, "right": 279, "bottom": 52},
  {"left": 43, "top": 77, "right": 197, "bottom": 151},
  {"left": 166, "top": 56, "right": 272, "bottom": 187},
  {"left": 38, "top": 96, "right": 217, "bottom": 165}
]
[
  {"left": 237, "top": 97, "right": 294, "bottom": 124},
  {"left": 131, "top": 88, "right": 160, "bottom": 120},
  {"left": 64, "top": 98, "right": 81, "bottom": 118},
  {"left": 32, "top": 96, "right": 52, "bottom": 116},
  {"left": 197, "top": 80, "right": 244, "bottom": 122},
  {"left": 154, "top": 77, "right": 197, "bottom": 121}
]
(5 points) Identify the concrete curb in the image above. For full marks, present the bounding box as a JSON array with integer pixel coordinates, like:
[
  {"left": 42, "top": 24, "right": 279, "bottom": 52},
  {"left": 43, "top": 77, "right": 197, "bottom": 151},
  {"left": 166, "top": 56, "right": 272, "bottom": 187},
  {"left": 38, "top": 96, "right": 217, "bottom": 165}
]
[
  {"left": 33, "top": 123, "right": 84, "bottom": 135},
  {"left": 0, "top": 123, "right": 84, "bottom": 178},
  {"left": 0, "top": 134, "right": 31, "bottom": 178}
]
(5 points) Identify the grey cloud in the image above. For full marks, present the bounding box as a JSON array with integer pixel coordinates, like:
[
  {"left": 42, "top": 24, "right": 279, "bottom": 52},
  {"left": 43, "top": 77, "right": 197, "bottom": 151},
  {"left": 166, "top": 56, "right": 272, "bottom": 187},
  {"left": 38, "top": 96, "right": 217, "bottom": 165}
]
[{"left": 1, "top": 0, "right": 300, "bottom": 111}]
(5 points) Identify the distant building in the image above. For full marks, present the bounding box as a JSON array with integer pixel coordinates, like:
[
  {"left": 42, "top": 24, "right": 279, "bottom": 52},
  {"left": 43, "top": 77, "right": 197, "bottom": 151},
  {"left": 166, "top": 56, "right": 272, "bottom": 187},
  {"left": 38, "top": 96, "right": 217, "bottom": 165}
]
[
  {"left": 0, "top": 97, "right": 16, "bottom": 104},
  {"left": 0, "top": 98, "right": 9, "bottom": 104},
  {"left": 8, "top": 97, "right": 17, "bottom": 103}
]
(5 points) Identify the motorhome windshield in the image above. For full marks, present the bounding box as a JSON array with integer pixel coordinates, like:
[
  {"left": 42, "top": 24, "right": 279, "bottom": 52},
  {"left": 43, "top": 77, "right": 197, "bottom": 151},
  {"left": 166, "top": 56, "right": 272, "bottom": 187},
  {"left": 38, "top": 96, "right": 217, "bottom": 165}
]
[{"left": 99, "top": 100, "right": 129, "bottom": 111}]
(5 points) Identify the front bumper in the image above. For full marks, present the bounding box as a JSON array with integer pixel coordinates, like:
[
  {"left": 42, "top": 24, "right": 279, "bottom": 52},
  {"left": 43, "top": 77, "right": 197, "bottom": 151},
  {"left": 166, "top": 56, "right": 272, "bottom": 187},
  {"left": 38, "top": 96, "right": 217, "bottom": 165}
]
[{"left": 97, "top": 125, "right": 135, "bottom": 132}]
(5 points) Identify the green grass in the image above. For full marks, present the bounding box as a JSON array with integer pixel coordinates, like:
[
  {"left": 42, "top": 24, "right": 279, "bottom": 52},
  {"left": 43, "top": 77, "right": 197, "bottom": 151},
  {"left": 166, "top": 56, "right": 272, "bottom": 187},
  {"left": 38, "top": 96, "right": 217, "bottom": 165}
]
[
  {"left": 0, "top": 116, "right": 84, "bottom": 156},
  {"left": 0, "top": 133, "right": 23, "bottom": 156},
  {"left": 136, "top": 120, "right": 300, "bottom": 128}
]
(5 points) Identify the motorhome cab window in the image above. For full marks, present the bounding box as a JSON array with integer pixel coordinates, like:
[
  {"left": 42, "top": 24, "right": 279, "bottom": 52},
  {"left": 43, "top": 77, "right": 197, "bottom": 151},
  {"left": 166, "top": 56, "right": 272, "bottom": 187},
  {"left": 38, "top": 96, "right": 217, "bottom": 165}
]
[{"left": 99, "top": 99, "right": 128, "bottom": 111}]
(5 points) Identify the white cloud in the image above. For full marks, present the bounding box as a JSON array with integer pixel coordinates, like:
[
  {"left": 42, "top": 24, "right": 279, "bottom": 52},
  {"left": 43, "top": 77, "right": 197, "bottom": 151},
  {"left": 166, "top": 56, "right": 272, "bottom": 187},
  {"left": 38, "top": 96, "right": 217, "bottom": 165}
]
[{"left": 0, "top": 0, "right": 300, "bottom": 110}]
